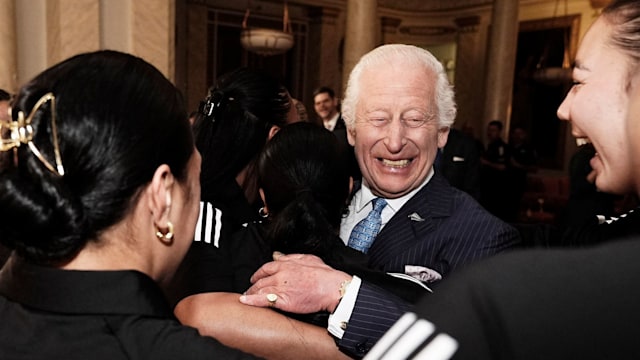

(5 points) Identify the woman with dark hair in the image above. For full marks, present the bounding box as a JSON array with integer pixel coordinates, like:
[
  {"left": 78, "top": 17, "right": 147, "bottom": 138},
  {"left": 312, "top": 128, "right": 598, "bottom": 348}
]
[
  {"left": 0, "top": 50, "right": 253, "bottom": 359},
  {"left": 168, "top": 69, "right": 351, "bottom": 359},
  {"left": 194, "top": 67, "right": 290, "bottom": 224},
  {"left": 192, "top": 122, "right": 360, "bottom": 326},
  {"left": 258, "top": 122, "right": 351, "bottom": 258},
  {"left": 197, "top": 122, "right": 355, "bottom": 296},
  {"left": 167, "top": 67, "right": 293, "bottom": 302}
]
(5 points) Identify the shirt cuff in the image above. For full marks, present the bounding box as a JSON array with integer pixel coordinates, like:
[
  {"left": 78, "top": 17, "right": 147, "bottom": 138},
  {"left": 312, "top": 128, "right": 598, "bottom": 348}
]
[{"left": 328, "top": 275, "right": 362, "bottom": 339}]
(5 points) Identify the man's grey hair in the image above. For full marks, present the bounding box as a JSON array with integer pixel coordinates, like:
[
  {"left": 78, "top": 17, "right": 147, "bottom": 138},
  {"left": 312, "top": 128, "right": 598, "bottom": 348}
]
[{"left": 342, "top": 44, "right": 456, "bottom": 129}]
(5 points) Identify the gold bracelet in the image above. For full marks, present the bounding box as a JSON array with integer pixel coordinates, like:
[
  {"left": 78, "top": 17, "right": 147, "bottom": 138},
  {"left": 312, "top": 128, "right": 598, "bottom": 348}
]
[{"left": 339, "top": 279, "right": 351, "bottom": 299}]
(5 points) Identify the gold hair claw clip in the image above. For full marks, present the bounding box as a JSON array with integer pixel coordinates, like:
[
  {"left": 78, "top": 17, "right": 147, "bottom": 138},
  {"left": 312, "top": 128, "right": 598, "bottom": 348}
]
[{"left": 0, "top": 92, "right": 65, "bottom": 176}]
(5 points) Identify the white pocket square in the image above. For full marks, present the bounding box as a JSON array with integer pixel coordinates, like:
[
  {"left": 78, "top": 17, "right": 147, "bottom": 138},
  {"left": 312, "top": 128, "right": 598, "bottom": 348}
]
[
  {"left": 408, "top": 212, "right": 425, "bottom": 222},
  {"left": 404, "top": 265, "right": 443, "bottom": 283},
  {"left": 452, "top": 156, "right": 465, "bottom": 162},
  {"left": 387, "top": 272, "right": 432, "bottom": 292}
]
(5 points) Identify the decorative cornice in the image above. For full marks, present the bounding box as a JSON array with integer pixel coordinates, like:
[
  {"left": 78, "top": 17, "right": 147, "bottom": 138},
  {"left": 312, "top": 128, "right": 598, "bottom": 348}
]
[
  {"left": 308, "top": 6, "right": 341, "bottom": 24},
  {"left": 378, "top": 0, "right": 492, "bottom": 12},
  {"left": 398, "top": 25, "right": 456, "bottom": 36}
]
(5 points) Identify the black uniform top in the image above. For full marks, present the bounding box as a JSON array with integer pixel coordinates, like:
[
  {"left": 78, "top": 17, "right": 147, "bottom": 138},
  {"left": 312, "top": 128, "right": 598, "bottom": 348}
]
[
  {"left": 0, "top": 256, "right": 258, "bottom": 360},
  {"left": 371, "top": 238, "right": 640, "bottom": 360}
]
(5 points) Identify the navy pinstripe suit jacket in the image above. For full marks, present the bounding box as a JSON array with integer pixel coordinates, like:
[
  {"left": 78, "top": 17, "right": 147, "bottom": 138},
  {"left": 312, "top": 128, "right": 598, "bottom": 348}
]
[{"left": 339, "top": 173, "right": 520, "bottom": 357}]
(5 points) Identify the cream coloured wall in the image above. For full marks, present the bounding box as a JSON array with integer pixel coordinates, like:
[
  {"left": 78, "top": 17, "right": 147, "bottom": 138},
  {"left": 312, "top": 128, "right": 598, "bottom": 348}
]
[
  {"left": 101, "top": 0, "right": 131, "bottom": 52},
  {"left": 131, "top": 0, "right": 175, "bottom": 80},
  {"left": 14, "top": 0, "right": 47, "bottom": 93},
  {"left": 3, "top": 0, "right": 174, "bottom": 93},
  {"left": 46, "top": 0, "right": 100, "bottom": 65},
  {"left": 0, "top": 0, "right": 18, "bottom": 93}
]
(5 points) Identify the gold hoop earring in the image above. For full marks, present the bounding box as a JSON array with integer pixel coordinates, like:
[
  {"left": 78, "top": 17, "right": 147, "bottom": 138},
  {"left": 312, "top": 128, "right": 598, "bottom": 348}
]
[{"left": 156, "top": 221, "right": 174, "bottom": 242}]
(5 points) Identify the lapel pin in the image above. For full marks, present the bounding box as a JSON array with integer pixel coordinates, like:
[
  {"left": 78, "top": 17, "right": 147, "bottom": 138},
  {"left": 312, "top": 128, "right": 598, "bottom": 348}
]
[{"left": 408, "top": 212, "right": 425, "bottom": 222}]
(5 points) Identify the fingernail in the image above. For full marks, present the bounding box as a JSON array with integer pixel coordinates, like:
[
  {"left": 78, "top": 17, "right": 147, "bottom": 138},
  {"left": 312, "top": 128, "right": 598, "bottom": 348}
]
[{"left": 273, "top": 251, "right": 284, "bottom": 260}]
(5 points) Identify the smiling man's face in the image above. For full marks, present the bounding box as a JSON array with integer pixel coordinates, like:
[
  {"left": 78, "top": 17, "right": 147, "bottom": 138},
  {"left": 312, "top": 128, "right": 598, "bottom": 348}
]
[
  {"left": 347, "top": 61, "right": 448, "bottom": 199},
  {"left": 314, "top": 92, "right": 338, "bottom": 122}
]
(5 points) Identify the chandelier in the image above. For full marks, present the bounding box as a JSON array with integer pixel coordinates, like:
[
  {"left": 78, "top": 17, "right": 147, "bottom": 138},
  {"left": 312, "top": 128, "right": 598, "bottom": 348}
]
[
  {"left": 532, "top": 0, "right": 572, "bottom": 86},
  {"left": 240, "top": 1, "right": 294, "bottom": 56}
]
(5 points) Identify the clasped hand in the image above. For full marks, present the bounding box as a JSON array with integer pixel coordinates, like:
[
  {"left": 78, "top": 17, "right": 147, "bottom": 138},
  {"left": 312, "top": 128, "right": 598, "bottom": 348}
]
[{"left": 239, "top": 252, "right": 352, "bottom": 314}]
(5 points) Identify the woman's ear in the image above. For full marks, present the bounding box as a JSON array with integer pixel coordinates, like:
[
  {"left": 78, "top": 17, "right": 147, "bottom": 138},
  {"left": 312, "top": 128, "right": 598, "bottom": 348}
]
[
  {"left": 267, "top": 125, "right": 280, "bottom": 140},
  {"left": 258, "top": 188, "right": 268, "bottom": 214},
  {"left": 148, "top": 164, "right": 175, "bottom": 225}
]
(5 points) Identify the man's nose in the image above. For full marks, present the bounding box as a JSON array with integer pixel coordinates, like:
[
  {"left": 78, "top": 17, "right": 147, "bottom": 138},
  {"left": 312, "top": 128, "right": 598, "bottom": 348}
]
[{"left": 384, "top": 119, "right": 407, "bottom": 152}]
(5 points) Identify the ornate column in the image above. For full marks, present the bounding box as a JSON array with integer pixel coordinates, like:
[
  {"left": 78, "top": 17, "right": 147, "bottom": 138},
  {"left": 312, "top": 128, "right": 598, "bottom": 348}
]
[
  {"left": 184, "top": 0, "right": 208, "bottom": 112},
  {"left": 131, "top": 0, "right": 175, "bottom": 80},
  {"left": 0, "top": 0, "right": 18, "bottom": 93},
  {"left": 100, "top": 0, "right": 131, "bottom": 54},
  {"left": 482, "top": 0, "right": 519, "bottom": 137},
  {"left": 15, "top": 0, "right": 45, "bottom": 86},
  {"left": 46, "top": 0, "right": 100, "bottom": 65},
  {"left": 341, "top": 0, "right": 377, "bottom": 90},
  {"left": 453, "top": 15, "right": 486, "bottom": 137}
]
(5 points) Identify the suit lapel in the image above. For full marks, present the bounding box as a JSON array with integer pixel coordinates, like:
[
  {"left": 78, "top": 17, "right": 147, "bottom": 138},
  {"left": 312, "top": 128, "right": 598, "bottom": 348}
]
[
  {"left": 334, "top": 115, "right": 346, "bottom": 130},
  {"left": 367, "top": 174, "right": 455, "bottom": 269}
]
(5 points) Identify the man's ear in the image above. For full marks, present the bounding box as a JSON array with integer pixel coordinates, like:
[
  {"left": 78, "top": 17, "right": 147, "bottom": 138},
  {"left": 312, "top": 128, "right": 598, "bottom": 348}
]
[
  {"left": 148, "top": 164, "right": 175, "bottom": 225},
  {"left": 437, "top": 126, "right": 450, "bottom": 149},
  {"left": 347, "top": 126, "right": 356, "bottom": 146},
  {"left": 268, "top": 125, "right": 281, "bottom": 140}
]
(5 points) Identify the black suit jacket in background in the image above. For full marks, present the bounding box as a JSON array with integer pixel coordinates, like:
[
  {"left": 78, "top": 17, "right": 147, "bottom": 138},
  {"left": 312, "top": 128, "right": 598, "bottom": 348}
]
[
  {"left": 332, "top": 115, "right": 362, "bottom": 182},
  {"left": 438, "top": 128, "right": 481, "bottom": 199}
]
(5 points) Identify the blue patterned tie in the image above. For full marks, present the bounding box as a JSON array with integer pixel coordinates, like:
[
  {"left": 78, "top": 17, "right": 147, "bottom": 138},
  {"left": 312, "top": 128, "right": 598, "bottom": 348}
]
[{"left": 348, "top": 198, "right": 387, "bottom": 254}]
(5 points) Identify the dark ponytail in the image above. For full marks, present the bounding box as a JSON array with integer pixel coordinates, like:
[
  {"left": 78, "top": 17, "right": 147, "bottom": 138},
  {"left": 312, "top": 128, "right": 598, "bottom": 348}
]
[
  {"left": 258, "top": 123, "right": 350, "bottom": 258},
  {"left": 0, "top": 50, "right": 192, "bottom": 265}
]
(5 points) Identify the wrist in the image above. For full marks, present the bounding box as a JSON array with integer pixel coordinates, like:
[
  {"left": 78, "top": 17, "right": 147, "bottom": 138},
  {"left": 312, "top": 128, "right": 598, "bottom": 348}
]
[
  {"left": 328, "top": 275, "right": 353, "bottom": 313},
  {"left": 339, "top": 279, "right": 352, "bottom": 299},
  {"left": 327, "top": 275, "right": 362, "bottom": 340}
]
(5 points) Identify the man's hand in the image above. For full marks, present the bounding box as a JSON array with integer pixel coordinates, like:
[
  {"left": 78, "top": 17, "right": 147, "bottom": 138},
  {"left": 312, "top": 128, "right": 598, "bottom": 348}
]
[{"left": 239, "top": 252, "right": 352, "bottom": 314}]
